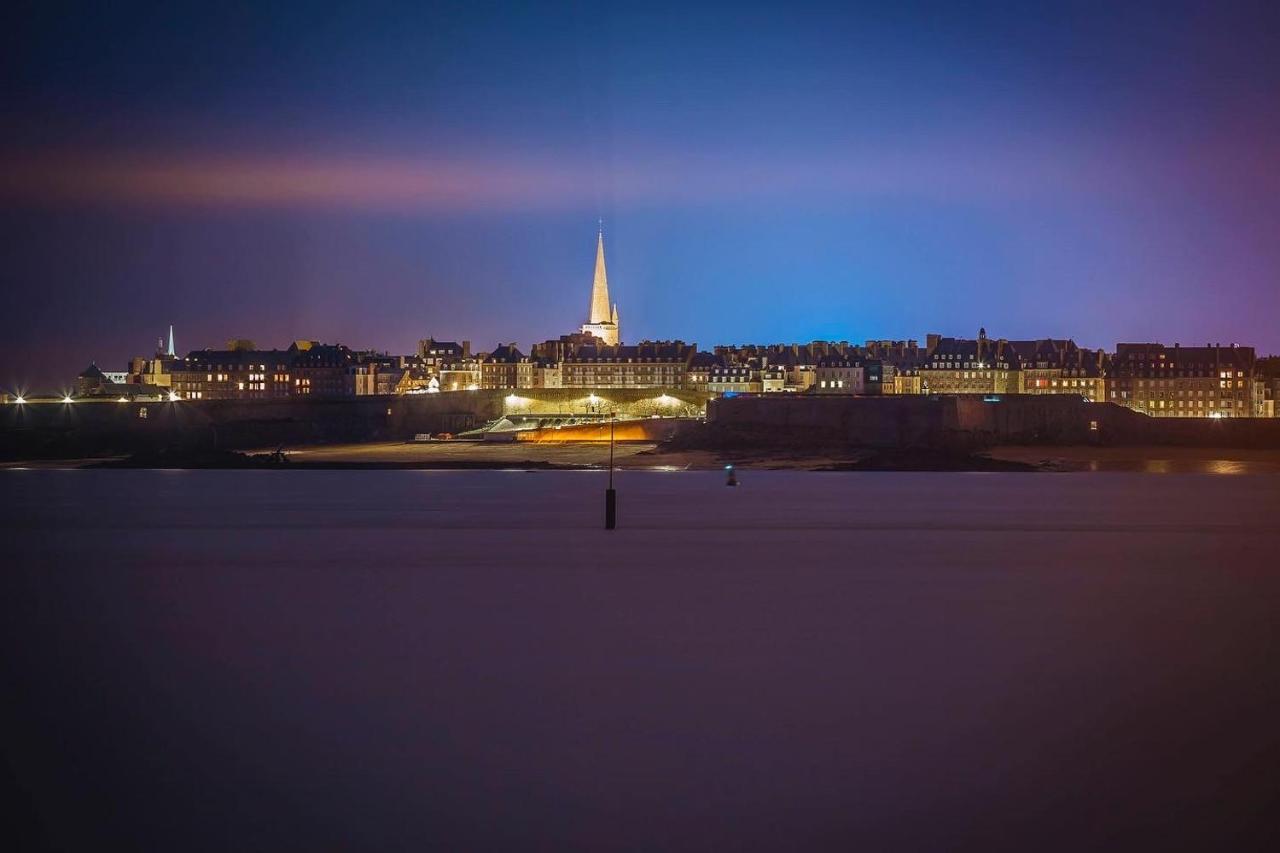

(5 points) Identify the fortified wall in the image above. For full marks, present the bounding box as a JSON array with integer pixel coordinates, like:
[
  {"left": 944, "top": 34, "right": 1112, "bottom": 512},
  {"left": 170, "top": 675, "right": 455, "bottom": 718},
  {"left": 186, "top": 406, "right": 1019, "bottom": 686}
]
[
  {"left": 707, "top": 394, "right": 1280, "bottom": 449},
  {"left": 0, "top": 388, "right": 711, "bottom": 458},
  {"left": 7, "top": 390, "right": 1280, "bottom": 459}
]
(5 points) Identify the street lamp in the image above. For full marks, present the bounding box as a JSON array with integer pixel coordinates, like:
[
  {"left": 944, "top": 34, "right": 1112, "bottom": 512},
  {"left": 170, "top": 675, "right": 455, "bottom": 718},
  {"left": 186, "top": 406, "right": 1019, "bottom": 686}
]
[{"left": 605, "top": 410, "right": 617, "bottom": 530}]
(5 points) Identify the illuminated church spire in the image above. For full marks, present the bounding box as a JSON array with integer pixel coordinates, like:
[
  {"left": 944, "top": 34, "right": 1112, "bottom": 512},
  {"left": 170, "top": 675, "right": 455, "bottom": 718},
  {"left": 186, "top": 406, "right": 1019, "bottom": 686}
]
[
  {"left": 167, "top": 325, "right": 175, "bottom": 357},
  {"left": 588, "top": 225, "right": 610, "bottom": 324},
  {"left": 581, "top": 222, "right": 620, "bottom": 345}
]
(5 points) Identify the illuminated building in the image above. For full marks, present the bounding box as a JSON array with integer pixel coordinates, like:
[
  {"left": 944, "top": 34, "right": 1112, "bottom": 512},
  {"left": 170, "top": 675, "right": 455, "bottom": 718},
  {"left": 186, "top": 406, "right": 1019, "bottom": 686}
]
[
  {"left": 349, "top": 353, "right": 421, "bottom": 396},
  {"left": 167, "top": 341, "right": 354, "bottom": 400},
  {"left": 863, "top": 340, "right": 925, "bottom": 395},
  {"left": 1011, "top": 339, "right": 1108, "bottom": 400},
  {"left": 1256, "top": 357, "right": 1280, "bottom": 418},
  {"left": 412, "top": 339, "right": 480, "bottom": 392},
  {"left": 685, "top": 352, "right": 718, "bottom": 392},
  {"left": 1109, "top": 343, "right": 1257, "bottom": 417},
  {"left": 560, "top": 341, "right": 695, "bottom": 389},
  {"left": 919, "top": 328, "right": 1021, "bottom": 394},
  {"left": 707, "top": 363, "right": 757, "bottom": 394},
  {"left": 713, "top": 342, "right": 849, "bottom": 393},
  {"left": 814, "top": 355, "right": 883, "bottom": 395},
  {"left": 480, "top": 344, "right": 534, "bottom": 390},
  {"left": 417, "top": 338, "right": 469, "bottom": 364},
  {"left": 759, "top": 366, "right": 787, "bottom": 392},
  {"left": 74, "top": 363, "right": 166, "bottom": 400},
  {"left": 580, "top": 227, "right": 620, "bottom": 346}
]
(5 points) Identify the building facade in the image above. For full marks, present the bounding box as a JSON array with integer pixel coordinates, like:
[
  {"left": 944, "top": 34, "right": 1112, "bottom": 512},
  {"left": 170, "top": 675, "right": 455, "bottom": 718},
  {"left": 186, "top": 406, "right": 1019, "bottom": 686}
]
[
  {"left": 1108, "top": 343, "right": 1257, "bottom": 417},
  {"left": 1012, "top": 339, "right": 1107, "bottom": 400},
  {"left": 480, "top": 344, "right": 535, "bottom": 390},
  {"left": 167, "top": 341, "right": 353, "bottom": 400},
  {"left": 814, "top": 355, "right": 882, "bottom": 394},
  {"left": 560, "top": 341, "right": 695, "bottom": 389},
  {"left": 918, "top": 329, "right": 1021, "bottom": 395}
]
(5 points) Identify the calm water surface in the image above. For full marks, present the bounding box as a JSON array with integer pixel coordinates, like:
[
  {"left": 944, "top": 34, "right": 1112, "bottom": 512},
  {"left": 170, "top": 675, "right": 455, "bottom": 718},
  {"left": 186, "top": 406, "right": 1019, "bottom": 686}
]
[{"left": 3, "top": 470, "right": 1279, "bottom": 851}]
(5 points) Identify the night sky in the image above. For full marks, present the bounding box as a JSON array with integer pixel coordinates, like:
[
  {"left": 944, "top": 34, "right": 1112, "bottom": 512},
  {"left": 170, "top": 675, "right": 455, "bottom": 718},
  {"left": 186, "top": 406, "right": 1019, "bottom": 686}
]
[{"left": 3, "top": 1, "right": 1279, "bottom": 392}]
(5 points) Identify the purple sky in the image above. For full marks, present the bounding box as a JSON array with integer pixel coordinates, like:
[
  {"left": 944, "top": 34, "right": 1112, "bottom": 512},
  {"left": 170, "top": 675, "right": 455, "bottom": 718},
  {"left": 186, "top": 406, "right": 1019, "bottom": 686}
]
[{"left": 3, "top": 1, "right": 1279, "bottom": 391}]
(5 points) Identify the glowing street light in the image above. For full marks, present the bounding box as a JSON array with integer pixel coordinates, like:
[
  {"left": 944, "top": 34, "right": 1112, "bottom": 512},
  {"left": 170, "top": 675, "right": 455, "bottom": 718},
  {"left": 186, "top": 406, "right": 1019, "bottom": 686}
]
[
  {"left": 168, "top": 391, "right": 180, "bottom": 402},
  {"left": 13, "top": 396, "right": 26, "bottom": 405},
  {"left": 62, "top": 395, "right": 74, "bottom": 404}
]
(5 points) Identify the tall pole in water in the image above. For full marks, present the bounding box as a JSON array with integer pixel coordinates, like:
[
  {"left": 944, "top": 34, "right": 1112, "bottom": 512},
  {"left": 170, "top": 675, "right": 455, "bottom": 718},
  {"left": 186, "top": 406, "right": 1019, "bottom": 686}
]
[{"left": 605, "top": 410, "right": 617, "bottom": 529}]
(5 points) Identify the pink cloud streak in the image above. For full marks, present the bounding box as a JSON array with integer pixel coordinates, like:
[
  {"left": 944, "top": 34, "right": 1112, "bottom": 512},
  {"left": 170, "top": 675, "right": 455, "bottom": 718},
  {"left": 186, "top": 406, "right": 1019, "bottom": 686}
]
[{"left": 1, "top": 139, "right": 1271, "bottom": 212}]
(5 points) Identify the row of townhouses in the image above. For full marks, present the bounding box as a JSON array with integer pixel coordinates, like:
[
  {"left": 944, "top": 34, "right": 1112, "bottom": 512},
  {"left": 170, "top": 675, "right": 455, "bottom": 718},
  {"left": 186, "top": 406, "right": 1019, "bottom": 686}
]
[
  {"left": 75, "top": 326, "right": 1278, "bottom": 419},
  {"left": 63, "top": 233, "right": 1279, "bottom": 417}
]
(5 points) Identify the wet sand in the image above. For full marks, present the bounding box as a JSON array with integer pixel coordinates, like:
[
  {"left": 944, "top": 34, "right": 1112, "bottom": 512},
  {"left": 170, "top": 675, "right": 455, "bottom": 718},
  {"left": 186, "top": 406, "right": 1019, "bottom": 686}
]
[
  {"left": 276, "top": 440, "right": 712, "bottom": 469},
  {"left": 986, "top": 444, "right": 1280, "bottom": 473},
  {"left": 12, "top": 440, "right": 1280, "bottom": 474},
  {"left": 275, "top": 441, "right": 874, "bottom": 471},
  {"left": 275, "top": 441, "right": 1280, "bottom": 474}
]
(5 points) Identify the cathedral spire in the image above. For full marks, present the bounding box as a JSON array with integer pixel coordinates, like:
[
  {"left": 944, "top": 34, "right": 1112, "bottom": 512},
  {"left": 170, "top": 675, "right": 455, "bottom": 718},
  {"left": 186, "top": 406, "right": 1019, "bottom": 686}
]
[
  {"left": 588, "top": 225, "right": 610, "bottom": 325},
  {"left": 581, "top": 224, "right": 620, "bottom": 345},
  {"left": 167, "top": 325, "right": 175, "bottom": 357}
]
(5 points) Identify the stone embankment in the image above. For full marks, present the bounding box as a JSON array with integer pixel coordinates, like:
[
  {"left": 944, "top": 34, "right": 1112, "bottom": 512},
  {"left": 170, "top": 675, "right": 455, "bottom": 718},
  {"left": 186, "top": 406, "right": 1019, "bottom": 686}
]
[{"left": 696, "top": 394, "right": 1280, "bottom": 451}]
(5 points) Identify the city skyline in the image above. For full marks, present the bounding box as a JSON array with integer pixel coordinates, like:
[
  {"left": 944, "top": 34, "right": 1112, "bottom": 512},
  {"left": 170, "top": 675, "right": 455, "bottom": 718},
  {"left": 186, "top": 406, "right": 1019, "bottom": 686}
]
[
  {"left": 4, "top": 217, "right": 1277, "bottom": 396},
  {"left": 38, "top": 257, "right": 1273, "bottom": 420},
  {"left": 4, "top": 1, "right": 1280, "bottom": 390}
]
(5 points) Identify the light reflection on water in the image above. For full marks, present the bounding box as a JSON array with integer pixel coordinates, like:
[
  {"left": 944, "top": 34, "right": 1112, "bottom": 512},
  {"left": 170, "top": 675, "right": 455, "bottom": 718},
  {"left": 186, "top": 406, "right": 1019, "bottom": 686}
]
[{"left": 1082, "top": 458, "right": 1273, "bottom": 474}]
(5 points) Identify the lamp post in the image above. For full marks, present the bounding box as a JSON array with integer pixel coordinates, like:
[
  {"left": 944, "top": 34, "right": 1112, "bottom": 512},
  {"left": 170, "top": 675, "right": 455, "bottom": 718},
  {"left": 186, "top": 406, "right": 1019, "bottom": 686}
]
[{"left": 605, "top": 410, "right": 617, "bottom": 529}]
